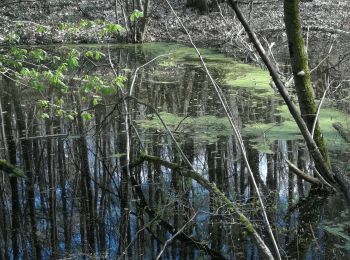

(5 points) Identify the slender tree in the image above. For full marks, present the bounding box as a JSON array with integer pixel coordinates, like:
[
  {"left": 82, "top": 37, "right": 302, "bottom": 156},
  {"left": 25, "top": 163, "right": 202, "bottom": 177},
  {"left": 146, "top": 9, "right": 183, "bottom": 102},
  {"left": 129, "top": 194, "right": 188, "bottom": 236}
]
[{"left": 283, "top": 0, "right": 331, "bottom": 167}]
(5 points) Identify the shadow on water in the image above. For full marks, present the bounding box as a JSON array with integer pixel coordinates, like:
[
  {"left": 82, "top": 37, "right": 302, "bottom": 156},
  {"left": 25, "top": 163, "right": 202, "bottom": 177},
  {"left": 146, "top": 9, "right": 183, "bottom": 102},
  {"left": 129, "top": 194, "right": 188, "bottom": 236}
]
[{"left": 0, "top": 43, "right": 349, "bottom": 259}]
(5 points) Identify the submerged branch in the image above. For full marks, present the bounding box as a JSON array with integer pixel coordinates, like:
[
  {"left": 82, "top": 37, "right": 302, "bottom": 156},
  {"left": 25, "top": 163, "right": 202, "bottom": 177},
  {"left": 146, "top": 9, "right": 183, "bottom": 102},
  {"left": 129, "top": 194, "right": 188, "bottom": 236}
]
[
  {"left": 0, "top": 160, "right": 26, "bottom": 178},
  {"left": 139, "top": 153, "right": 275, "bottom": 260},
  {"left": 155, "top": 213, "right": 198, "bottom": 260},
  {"left": 126, "top": 158, "right": 227, "bottom": 259}
]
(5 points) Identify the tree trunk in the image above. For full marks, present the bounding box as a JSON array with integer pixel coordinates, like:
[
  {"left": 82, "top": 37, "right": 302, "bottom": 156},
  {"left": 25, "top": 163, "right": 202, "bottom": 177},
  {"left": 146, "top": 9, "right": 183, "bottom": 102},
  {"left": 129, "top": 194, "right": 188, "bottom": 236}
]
[
  {"left": 12, "top": 87, "right": 41, "bottom": 259},
  {"left": 283, "top": 0, "right": 330, "bottom": 168},
  {"left": 227, "top": 0, "right": 334, "bottom": 184},
  {"left": 2, "top": 77, "right": 20, "bottom": 260}
]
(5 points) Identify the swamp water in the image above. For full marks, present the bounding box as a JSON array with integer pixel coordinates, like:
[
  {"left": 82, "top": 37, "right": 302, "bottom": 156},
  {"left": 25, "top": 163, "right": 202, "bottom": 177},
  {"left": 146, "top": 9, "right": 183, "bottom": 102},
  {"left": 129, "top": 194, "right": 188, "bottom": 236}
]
[{"left": 0, "top": 43, "right": 350, "bottom": 259}]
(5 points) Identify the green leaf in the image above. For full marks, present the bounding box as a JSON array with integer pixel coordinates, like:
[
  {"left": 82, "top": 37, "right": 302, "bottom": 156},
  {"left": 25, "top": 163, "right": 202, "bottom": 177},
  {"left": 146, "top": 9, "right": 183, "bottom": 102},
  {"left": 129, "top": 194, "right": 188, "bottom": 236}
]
[
  {"left": 6, "top": 32, "right": 20, "bottom": 44},
  {"left": 29, "top": 49, "right": 47, "bottom": 62},
  {"left": 82, "top": 75, "right": 106, "bottom": 94},
  {"left": 56, "top": 98, "right": 64, "bottom": 107},
  {"left": 57, "top": 63, "right": 68, "bottom": 73},
  {"left": 41, "top": 113, "right": 50, "bottom": 119},
  {"left": 85, "top": 50, "right": 94, "bottom": 59},
  {"left": 82, "top": 112, "right": 93, "bottom": 121},
  {"left": 97, "top": 85, "right": 114, "bottom": 95},
  {"left": 67, "top": 56, "right": 79, "bottom": 69},
  {"left": 39, "top": 100, "right": 49, "bottom": 109},
  {"left": 31, "top": 80, "right": 45, "bottom": 91},
  {"left": 36, "top": 26, "right": 47, "bottom": 33},
  {"left": 55, "top": 109, "right": 64, "bottom": 117},
  {"left": 106, "top": 23, "right": 124, "bottom": 33},
  {"left": 20, "top": 68, "right": 31, "bottom": 76},
  {"left": 67, "top": 114, "right": 75, "bottom": 120},
  {"left": 85, "top": 50, "right": 105, "bottom": 61},
  {"left": 67, "top": 49, "right": 80, "bottom": 70},
  {"left": 92, "top": 95, "right": 102, "bottom": 106},
  {"left": 112, "top": 75, "right": 127, "bottom": 88},
  {"left": 10, "top": 47, "right": 27, "bottom": 60},
  {"left": 130, "top": 10, "right": 144, "bottom": 22},
  {"left": 94, "top": 51, "right": 104, "bottom": 61},
  {"left": 58, "top": 22, "right": 71, "bottom": 31}
]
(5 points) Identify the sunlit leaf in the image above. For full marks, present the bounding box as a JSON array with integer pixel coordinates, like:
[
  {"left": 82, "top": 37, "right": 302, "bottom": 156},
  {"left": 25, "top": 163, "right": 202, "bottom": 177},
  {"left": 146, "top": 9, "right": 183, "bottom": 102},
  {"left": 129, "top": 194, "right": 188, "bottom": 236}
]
[
  {"left": 82, "top": 112, "right": 93, "bottom": 121},
  {"left": 130, "top": 10, "right": 144, "bottom": 22},
  {"left": 41, "top": 113, "right": 50, "bottom": 119}
]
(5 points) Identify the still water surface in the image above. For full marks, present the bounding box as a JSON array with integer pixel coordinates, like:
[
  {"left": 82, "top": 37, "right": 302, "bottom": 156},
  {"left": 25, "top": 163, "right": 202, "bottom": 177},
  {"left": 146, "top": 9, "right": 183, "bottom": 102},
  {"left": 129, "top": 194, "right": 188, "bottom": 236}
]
[{"left": 0, "top": 43, "right": 349, "bottom": 259}]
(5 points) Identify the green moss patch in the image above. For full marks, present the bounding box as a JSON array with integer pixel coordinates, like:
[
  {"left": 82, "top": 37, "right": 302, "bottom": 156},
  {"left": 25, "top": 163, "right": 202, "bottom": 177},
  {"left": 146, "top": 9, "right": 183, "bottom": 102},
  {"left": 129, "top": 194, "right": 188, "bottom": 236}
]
[
  {"left": 138, "top": 43, "right": 274, "bottom": 96},
  {"left": 222, "top": 62, "right": 272, "bottom": 95},
  {"left": 136, "top": 112, "right": 232, "bottom": 144},
  {"left": 243, "top": 104, "right": 350, "bottom": 152}
]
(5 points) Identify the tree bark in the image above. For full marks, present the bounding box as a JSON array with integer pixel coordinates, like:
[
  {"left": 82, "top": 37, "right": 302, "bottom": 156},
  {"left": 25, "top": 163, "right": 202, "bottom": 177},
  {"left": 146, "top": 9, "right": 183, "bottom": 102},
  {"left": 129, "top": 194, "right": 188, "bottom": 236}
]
[
  {"left": 283, "top": 0, "right": 331, "bottom": 168},
  {"left": 13, "top": 88, "right": 41, "bottom": 259},
  {"left": 76, "top": 97, "right": 95, "bottom": 254},
  {"left": 226, "top": 0, "right": 335, "bottom": 184},
  {"left": 2, "top": 78, "right": 20, "bottom": 260}
]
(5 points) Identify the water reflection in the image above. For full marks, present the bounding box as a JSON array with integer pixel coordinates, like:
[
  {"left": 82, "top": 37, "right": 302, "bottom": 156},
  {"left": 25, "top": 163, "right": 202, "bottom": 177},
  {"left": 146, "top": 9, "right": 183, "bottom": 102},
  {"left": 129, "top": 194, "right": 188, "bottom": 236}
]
[{"left": 0, "top": 43, "right": 349, "bottom": 259}]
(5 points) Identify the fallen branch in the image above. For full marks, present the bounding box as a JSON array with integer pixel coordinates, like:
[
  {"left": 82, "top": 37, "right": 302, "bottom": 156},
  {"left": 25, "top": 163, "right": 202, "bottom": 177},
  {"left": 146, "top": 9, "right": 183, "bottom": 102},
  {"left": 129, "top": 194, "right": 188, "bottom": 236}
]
[
  {"left": 286, "top": 159, "right": 320, "bottom": 185},
  {"left": 286, "top": 160, "right": 334, "bottom": 190},
  {"left": 126, "top": 158, "right": 227, "bottom": 259},
  {"left": 140, "top": 153, "right": 275, "bottom": 259}
]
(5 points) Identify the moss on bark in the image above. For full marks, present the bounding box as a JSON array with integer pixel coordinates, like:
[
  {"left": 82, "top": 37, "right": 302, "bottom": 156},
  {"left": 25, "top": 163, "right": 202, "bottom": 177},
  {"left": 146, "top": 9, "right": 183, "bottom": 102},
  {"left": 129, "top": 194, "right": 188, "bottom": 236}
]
[
  {"left": 284, "top": 0, "right": 331, "bottom": 168},
  {"left": 0, "top": 160, "right": 26, "bottom": 178}
]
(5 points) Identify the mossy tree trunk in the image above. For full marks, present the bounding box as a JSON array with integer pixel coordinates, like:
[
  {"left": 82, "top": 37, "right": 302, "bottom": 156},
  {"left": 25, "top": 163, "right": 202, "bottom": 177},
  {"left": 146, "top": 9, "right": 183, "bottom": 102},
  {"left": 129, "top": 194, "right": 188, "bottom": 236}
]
[
  {"left": 283, "top": 0, "right": 331, "bottom": 168},
  {"left": 227, "top": 0, "right": 334, "bottom": 183}
]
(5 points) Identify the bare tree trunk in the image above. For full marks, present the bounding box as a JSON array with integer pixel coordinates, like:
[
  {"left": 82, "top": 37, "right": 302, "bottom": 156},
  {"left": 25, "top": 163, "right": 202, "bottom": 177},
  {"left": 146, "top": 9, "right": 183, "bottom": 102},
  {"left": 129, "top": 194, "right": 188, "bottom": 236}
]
[
  {"left": 12, "top": 87, "right": 41, "bottom": 259},
  {"left": 2, "top": 78, "right": 20, "bottom": 260},
  {"left": 139, "top": 0, "right": 150, "bottom": 42},
  {"left": 208, "top": 142, "right": 222, "bottom": 252},
  {"left": 45, "top": 119, "right": 58, "bottom": 258},
  {"left": 57, "top": 131, "right": 70, "bottom": 255},
  {"left": 77, "top": 107, "right": 95, "bottom": 254},
  {"left": 0, "top": 182, "right": 10, "bottom": 259},
  {"left": 117, "top": 118, "right": 132, "bottom": 258}
]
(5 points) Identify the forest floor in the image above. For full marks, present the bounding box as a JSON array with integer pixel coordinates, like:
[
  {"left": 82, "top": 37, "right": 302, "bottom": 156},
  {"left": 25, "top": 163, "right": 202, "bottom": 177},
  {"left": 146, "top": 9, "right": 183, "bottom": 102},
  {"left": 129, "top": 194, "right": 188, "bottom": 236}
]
[{"left": 0, "top": 0, "right": 349, "bottom": 48}]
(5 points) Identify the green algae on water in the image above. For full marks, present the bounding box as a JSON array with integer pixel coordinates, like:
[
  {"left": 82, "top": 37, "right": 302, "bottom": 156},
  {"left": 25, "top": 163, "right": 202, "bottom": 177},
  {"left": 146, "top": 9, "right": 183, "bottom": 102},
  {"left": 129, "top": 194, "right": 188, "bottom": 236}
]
[{"left": 136, "top": 112, "right": 232, "bottom": 144}]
